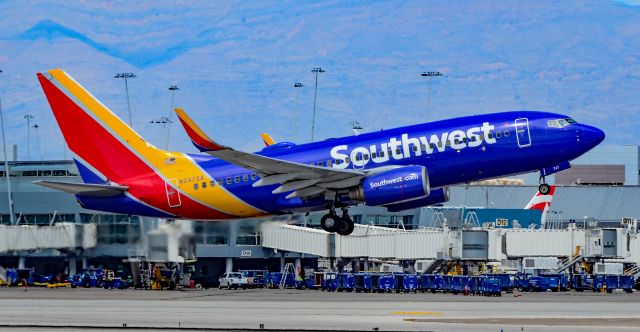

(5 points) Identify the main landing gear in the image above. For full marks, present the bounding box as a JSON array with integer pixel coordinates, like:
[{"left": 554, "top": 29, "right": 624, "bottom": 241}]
[
  {"left": 320, "top": 207, "right": 354, "bottom": 236},
  {"left": 538, "top": 176, "right": 551, "bottom": 195}
]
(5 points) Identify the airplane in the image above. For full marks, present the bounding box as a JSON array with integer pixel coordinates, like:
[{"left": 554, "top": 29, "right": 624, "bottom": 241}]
[{"left": 35, "top": 69, "right": 605, "bottom": 236}]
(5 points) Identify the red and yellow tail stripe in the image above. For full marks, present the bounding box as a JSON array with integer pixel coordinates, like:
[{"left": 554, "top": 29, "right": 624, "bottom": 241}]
[{"left": 39, "top": 69, "right": 264, "bottom": 219}]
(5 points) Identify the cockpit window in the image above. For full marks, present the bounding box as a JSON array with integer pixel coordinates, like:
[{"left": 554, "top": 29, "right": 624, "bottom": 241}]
[
  {"left": 547, "top": 118, "right": 576, "bottom": 128},
  {"left": 547, "top": 120, "right": 561, "bottom": 128}
]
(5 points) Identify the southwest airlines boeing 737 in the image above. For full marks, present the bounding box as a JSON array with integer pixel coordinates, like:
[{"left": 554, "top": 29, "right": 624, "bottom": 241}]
[{"left": 35, "top": 69, "right": 605, "bottom": 236}]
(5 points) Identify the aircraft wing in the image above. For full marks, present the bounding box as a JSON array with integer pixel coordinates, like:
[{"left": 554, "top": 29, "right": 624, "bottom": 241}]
[
  {"left": 174, "top": 108, "right": 364, "bottom": 199},
  {"left": 34, "top": 181, "right": 128, "bottom": 197}
]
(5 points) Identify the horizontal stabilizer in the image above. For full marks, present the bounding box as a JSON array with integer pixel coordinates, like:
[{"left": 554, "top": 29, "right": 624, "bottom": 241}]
[{"left": 34, "top": 181, "right": 128, "bottom": 197}]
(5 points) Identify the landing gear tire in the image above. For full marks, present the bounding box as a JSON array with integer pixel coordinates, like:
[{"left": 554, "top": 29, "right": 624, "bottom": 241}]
[
  {"left": 321, "top": 214, "right": 339, "bottom": 232},
  {"left": 538, "top": 183, "right": 551, "bottom": 195},
  {"left": 335, "top": 216, "right": 354, "bottom": 236}
]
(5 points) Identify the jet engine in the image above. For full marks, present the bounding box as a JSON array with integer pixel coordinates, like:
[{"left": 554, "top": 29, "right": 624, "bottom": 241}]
[{"left": 348, "top": 165, "right": 429, "bottom": 206}]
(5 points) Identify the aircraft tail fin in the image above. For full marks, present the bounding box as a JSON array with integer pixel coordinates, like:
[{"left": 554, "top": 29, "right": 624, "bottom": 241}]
[
  {"left": 525, "top": 185, "right": 556, "bottom": 225},
  {"left": 37, "top": 69, "right": 168, "bottom": 185}
]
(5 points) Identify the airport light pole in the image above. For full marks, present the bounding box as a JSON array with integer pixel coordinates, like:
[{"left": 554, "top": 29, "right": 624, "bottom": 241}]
[
  {"left": 293, "top": 82, "right": 303, "bottom": 142},
  {"left": 33, "top": 123, "right": 42, "bottom": 161},
  {"left": 0, "top": 68, "right": 15, "bottom": 225},
  {"left": 166, "top": 85, "right": 180, "bottom": 150},
  {"left": 310, "top": 67, "right": 325, "bottom": 142},
  {"left": 114, "top": 73, "right": 136, "bottom": 128},
  {"left": 421, "top": 71, "right": 442, "bottom": 122},
  {"left": 23, "top": 114, "right": 34, "bottom": 160},
  {"left": 150, "top": 117, "right": 172, "bottom": 147}
]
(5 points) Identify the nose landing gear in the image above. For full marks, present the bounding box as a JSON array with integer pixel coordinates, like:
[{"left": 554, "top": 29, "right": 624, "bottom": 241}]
[
  {"left": 538, "top": 176, "right": 551, "bottom": 195},
  {"left": 320, "top": 207, "right": 354, "bottom": 236}
]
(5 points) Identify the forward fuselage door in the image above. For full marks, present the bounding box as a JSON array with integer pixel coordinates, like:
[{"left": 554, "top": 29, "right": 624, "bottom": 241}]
[
  {"left": 165, "top": 179, "right": 182, "bottom": 207},
  {"left": 514, "top": 118, "right": 531, "bottom": 148}
]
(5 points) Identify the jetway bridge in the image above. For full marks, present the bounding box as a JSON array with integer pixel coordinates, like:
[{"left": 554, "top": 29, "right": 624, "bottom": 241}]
[
  {"left": 260, "top": 222, "right": 640, "bottom": 264},
  {"left": 0, "top": 223, "right": 96, "bottom": 253}
]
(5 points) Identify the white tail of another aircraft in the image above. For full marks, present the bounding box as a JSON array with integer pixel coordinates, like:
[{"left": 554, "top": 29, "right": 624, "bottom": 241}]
[{"left": 524, "top": 185, "right": 556, "bottom": 226}]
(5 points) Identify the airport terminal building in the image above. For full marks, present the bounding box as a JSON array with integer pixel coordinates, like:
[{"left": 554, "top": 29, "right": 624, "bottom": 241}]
[{"left": 1, "top": 145, "right": 640, "bottom": 284}]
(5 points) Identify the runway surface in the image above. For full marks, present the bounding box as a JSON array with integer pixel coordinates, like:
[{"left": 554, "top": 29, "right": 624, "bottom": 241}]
[{"left": 1, "top": 287, "right": 639, "bottom": 331}]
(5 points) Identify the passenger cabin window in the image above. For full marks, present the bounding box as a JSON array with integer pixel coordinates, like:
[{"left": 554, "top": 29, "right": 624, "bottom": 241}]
[
  {"left": 504, "top": 130, "right": 510, "bottom": 137},
  {"left": 194, "top": 183, "right": 199, "bottom": 190},
  {"left": 234, "top": 176, "right": 240, "bottom": 183},
  {"left": 202, "top": 182, "right": 207, "bottom": 189},
  {"left": 251, "top": 173, "right": 257, "bottom": 180},
  {"left": 210, "top": 180, "right": 216, "bottom": 187},
  {"left": 242, "top": 175, "right": 248, "bottom": 182},
  {"left": 226, "top": 177, "right": 232, "bottom": 185}
]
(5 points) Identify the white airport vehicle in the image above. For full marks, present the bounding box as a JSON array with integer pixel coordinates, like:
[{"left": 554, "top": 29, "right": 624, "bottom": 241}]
[{"left": 218, "top": 272, "right": 249, "bottom": 290}]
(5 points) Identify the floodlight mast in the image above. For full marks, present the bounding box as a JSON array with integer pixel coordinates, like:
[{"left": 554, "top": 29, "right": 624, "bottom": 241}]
[
  {"left": 293, "top": 82, "right": 303, "bottom": 142},
  {"left": 0, "top": 68, "right": 15, "bottom": 224},
  {"left": 114, "top": 73, "right": 137, "bottom": 128},
  {"left": 421, "top": 71, "right": 442, "bottom": 122},
  {"left": 310, "top": 67, "right": 325, "bottom": 142}
]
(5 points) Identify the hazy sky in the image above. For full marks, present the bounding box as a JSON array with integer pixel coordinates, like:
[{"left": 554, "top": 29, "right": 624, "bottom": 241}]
[{"left": 0, "top": 1, "right": 638, "bottom": 160}]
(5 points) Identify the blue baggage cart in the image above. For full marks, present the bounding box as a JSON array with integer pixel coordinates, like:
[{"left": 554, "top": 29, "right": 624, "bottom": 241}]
[
  {"left": 441, "top": 275, "right": 452, "bottom": 293},
  {"left": 618, "top": 275, "right": 634, "bottom": 293},
  {"left": 338, "top": 273, "right": 355, "bottom": 292},
  {"left": 450, "top": 275, "right": 469, "bottom": 294},
  {"left": 530, "top": 274, "right": 568, "bottom": 292},
  {"left": 513, "top": 273, "right": 531, "bottom": 292},
  {"left": 402, "top": 274, "right": 419, "bottom": 293},
  {"left": 375, "top": 274, "right": 395, "bottom": 293},
  {"left": 355, "top": 273, "right": 372, "bottom": 293},
  {"left": 572, "top": 274, "right": 596, "bottom": 292},
  {"left": 485, "top": 274, "right": 512, "bottom": 291},
  {"left": 295, "top": 276, "right": 314, "bottom": 290},
  {"left": 425, "top": 274, "right": 443, "bottom": 293},
  {"left": 468, "top": 276, "right": 482, "bottom": 295},
  {"left": 322, "top": 272, "right": 339, "bottom": 292},
  {"left": 481, "top": 276, "right": 502, "bottom": 296}
]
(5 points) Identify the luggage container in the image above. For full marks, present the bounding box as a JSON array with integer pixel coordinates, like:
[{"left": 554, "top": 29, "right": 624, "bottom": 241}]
[
  {"left": 354, "top": 273, "right": 372, "bottom": 293},
  {"left": 263, "top": 272, "right": 294, "bottom": 289},
  {"left": 375, "top": 274, "right": 395, "bottom": 293},
  {"left": 338, "top": 273, "right": 355, "bottom": 292},
  {"left": 441, "top": 275, "right": 451, "bottom": 293},
  {"left": 485, "top": 274, "right": 512, "bottom": 292},
  {"left": 450, "top": 275, "right": 469, "bottom": 294},
  {"left": 295, "top": 276, "right": 314, "bottom": 290},
  {"left": 572, "top": 274, "right": 596, "bottom": 292},
  {"left": 529, "top": 274, "right": 568, "bottom": 292},
  {"left": 513, "top": 273, "right": 531, "bottom": 292},
  {"left": 618, "top": 275, "right": 634, "bottom": 293},
  {"left": 481, "top": 276, "right": 502, "bottom": 296},
  {"left": 468, "top": 276, "right": 482, "bottom": 295},
  {"left": 393, "top": 274, "right": 419, "bottom": 293},
  {"left": 240, "top": 270, "right": 267, "bottom": 288},
  {"left": 421, "top": 274, "right": 443, "bottom": 293},
  {"left": 322, "top": 272, "right": 339, "bottom": 292},
  {"left": 402, "top": 274, "right": 419, "bottom": 293}
]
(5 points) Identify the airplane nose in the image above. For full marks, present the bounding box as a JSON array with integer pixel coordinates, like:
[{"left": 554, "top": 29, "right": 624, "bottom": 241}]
[{"left": 581, "top": 124, "right": 605, "bottom": 148}]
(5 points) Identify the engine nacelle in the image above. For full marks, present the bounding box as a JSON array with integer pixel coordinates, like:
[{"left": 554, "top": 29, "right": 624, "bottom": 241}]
[
  {"left": 385, "top": 187, "right": 450, "bottom": 212},
  {"left": 348, "top": 165, "right": 429, "bottom": 206}
]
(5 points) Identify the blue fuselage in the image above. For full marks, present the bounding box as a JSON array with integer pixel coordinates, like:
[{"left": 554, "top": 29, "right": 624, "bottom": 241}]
[{"left": 185, "top": 111, "right": 604, "bottom": 215}]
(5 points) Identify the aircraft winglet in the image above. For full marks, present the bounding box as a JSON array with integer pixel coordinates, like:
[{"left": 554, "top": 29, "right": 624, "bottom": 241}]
[
  {"left": 261, "top": 133, "right": 276, "bottom": 146},
  {"left": 174, "top": 108, "right": 225, "bottom": 152}
]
